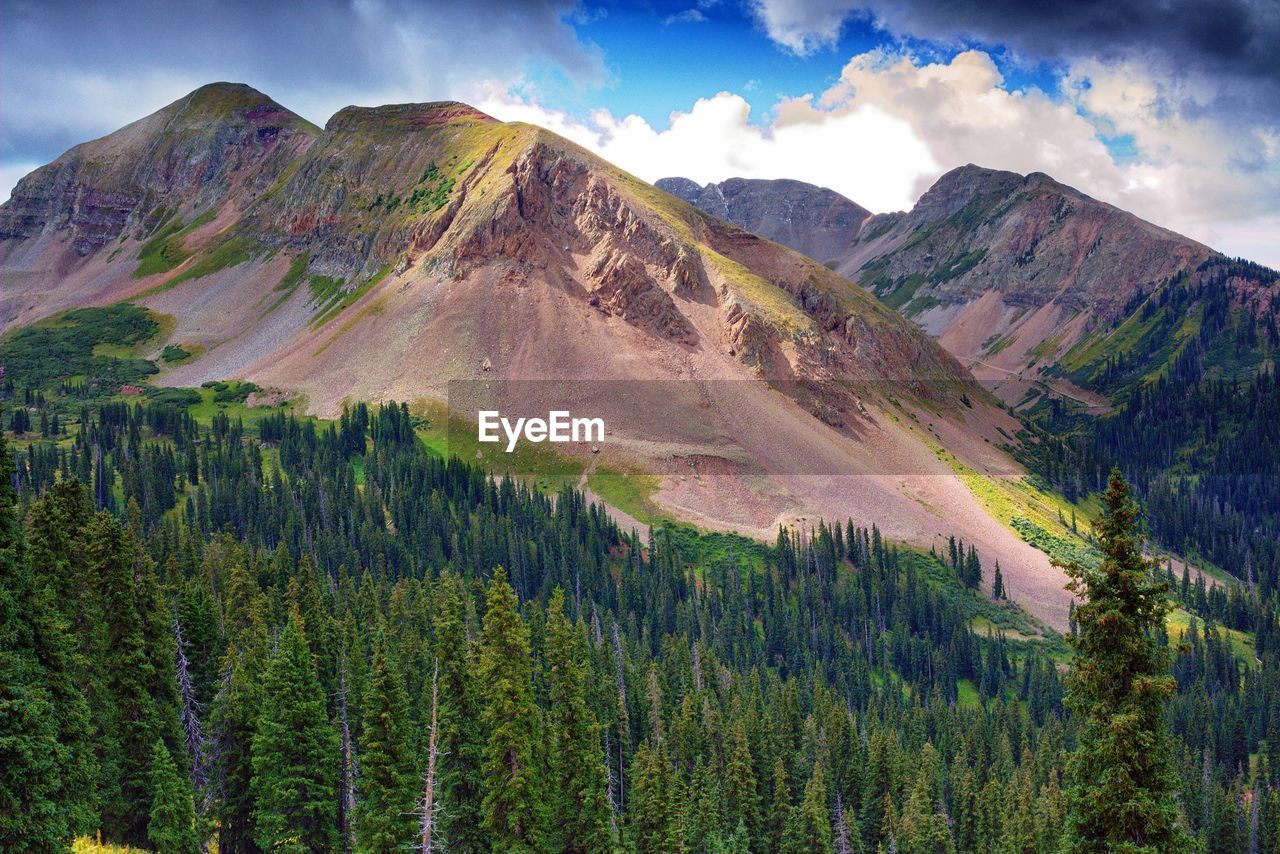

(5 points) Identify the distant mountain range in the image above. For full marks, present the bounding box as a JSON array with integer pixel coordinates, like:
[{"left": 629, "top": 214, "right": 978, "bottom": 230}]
[
  {"left": 660, "top": 169, "right": 1279, "bottom": 405},
  {"left": 656, "top": 176, "right": 870, "bottom": 269}
]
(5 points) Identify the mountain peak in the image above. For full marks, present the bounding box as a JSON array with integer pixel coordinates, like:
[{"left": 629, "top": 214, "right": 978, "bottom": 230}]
[
  {"left": 325, "top": 101, "right": 497, "bottom": 133},
  {"left": 161, "top": 82, "right": 312, "bottom": 129},
  {"left": 655, "top": 175, "right": 870, "bottom": 263}
]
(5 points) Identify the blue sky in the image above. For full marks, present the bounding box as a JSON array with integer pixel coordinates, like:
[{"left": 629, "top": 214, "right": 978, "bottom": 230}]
[
  {"left": 1, "top": 0, "right": 1277, "bottom": 264},
  {"left": 532, "top": 2, "right": 1061, "bottom": 136}
]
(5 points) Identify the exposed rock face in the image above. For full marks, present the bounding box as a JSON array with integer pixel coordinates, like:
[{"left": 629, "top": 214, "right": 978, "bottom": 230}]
[
  {"left": 663, "top": 165, "right": 1277, "bottom": 400},
  {"left": 656, "top": 176, "right": 870, "bottom": 265},
  {"left": 0, "top": 83, "right": 317, "bottom": 254},
  {"left": 834, "top": 165, "right": 1280, "bottom": 393},
  {"left": 0, "top": 83, "right": 973, "bottom": 419},
  {"left": 842, "top": 164, "right": 1209, "bottom": 323}
]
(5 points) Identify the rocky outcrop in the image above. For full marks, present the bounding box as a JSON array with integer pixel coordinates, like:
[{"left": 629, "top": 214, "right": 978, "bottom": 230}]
[
  {"left": 842, "top": 165, "right": 1210, "bottom": 322},
  {"left": 663, "top": 165, "right": 1277, "bottom": 392},
  {"left": 0, "top": 83, "right": 317, "bottom": 254},
  {"left": 656, "top": 176, "right": 870, "bottom": 264}
]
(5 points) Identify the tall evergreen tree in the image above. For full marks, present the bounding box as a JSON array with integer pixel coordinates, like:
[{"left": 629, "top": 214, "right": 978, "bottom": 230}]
[
  {"left": 478, "top": 567, "right": 541, "bottom": 851},
  {"left": 544, "top": 588, "right": 615, "bottom": 852},
  {"left": 0, "top": 428, "right": 80, "bottom": 850},
  {"left": 629, "top": 742, "right": 682, "bottom": 854},
  {"left": 783, "top": 762, "right": 832, "bottom": 854},
  {"left": 433, "top": 572, "right": 485, "bottom": 852},
  {"left": 212, "top": 558, "right": 269, "bottom": 852},
  {"left": 90, "top": 510, "right": 164, "bottom": 845},
  {"left": 723, "top": 720, "right": 762, "bottom": 847},
  {"left": 355, "top": 629, "right": 419, "bottom": 851},
  {"left": 147, "top": 738, "right": 199, "bottom": 854},
  {"left": 250, "top": 610, "right": 339, "bottom": 852},
  {"left": 1062, "top": 469, "right": 1191, "bottom": 852}
]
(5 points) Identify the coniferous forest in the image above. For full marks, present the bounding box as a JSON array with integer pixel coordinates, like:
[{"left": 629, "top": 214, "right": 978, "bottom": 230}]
[{"left": 3, "top": 391, "right": 1280, "bottom": 853}]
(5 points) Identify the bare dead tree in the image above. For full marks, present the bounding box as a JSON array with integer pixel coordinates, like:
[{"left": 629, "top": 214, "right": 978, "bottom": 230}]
[
  {"left": 611, "top": 618, "right": 630, "bottom": 813},
  {"left": 604, "top": 729, "right": 619, "bottom": 832},
  {"left": 337, "top": 654, "right": 358, "bottom": 854},
  {"left": 418, "top": 660, "right": 443, "bottom": 854},
  {"left": 834, "top": 790, "right": 853, "bottom": 854},
  {"left": 173, "top": 618, "right": 210, "bottom": 814}
]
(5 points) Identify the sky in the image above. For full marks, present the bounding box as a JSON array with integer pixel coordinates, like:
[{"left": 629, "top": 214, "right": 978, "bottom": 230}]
[{"left": 2, "top": 0, "right": 1278, "bottom": 266}]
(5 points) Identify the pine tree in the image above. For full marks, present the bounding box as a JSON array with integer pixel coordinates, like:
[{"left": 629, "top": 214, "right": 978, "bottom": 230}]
[
  {"left": 212, "top": 558, "right": 269, "bottom": 852},
  {"left": 783, "top": 762, "right": 833, "bottom": 854},
  {"left": 0, "top": 428, "right": 82, "bottom": 850},
  {"left": 250, "top": 610, "right": 339, "bottom": 852},
  {"left": 768, "top": 757, "right": 793, "bottom": 851},
  {"left": 992, "top": 561, "right": 1005, "bottom": 600},
  {"left": 478, "top": 567, "right": 541, "bottom": 851},
  {"left": 723, "top": 720, "right": 762, "bottom": 847},
  {"left": 12, "top": 475, "right": 99, "bottom": 837},
  {"left": 90, "top": 510, "right": 164, "bottom": 845},
  {"left": 148, "top": 739, "right": 199, "bottom": 854},
  {"left": 898, "top": 745, "right": 953, "bottom": 854},
  {"left": 544, "top": 588, "right": 614, "bottom": 852},
  {"left": 355, "top": 629, "right": 419, "bottom": 851},
  {"left": 1062, "top": 469, "right": 1191, "bottom": 852},
  {"left": 433, "top": 572, "right": 485, "bottom": 852},
  {"left": 630, "top": 742, "right": 682, "bottom": 853}
]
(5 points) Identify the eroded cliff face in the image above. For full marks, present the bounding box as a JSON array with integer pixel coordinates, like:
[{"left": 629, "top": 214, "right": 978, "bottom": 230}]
[
  {"left": 843, "top": 165, "right": 1210, "bottom": 323},
  {"left": 0, "top": 83, "right": 317, "bottom": 255},
  {"left": 0, "top": 85, "right": 974, "bottom": 423},
  {"left": 662, "top": 165, "right": 1277, "bottom": 398}
]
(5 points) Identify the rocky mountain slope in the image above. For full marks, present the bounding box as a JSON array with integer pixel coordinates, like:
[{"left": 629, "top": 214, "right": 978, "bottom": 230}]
[
  {"left": 0, "top": 83, "right": 1074, "bottom": 629},
  {"left": 656, "top": 176, "right": 870, "bottom": 266},
  {"left": 666, "top": 166, "right": 1279, "bottom": 405}
]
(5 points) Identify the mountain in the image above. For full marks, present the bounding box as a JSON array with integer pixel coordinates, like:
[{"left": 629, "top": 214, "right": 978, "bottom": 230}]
[
  {"left": 656, "top": 176, "right": 870, "bottom": 266},
  {"left": 0, "top": 83, "right": 1074, "bottom": 628},
  {"left": 666, "top": 165, "right": 1280, "bottom": 405}
]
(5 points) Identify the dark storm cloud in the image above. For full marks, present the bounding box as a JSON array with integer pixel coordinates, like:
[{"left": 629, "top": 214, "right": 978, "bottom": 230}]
[
  {"left": 0, "top": 0, "right": 602, "bottom": 165},
  {"left": 757, "top": 0, "right": 1280, "bottom": 122}
]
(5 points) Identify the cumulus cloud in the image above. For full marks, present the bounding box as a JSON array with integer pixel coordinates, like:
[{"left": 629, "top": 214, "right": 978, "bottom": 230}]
[
  {"left": 480, "top": 87, "right": 938, "bottom": 212},
  {"left": 750, "top": 0, "right": 1280, "bottom": 125},
  {"left": 484, "top": 49, "right": 1280, "bottom": 266}
]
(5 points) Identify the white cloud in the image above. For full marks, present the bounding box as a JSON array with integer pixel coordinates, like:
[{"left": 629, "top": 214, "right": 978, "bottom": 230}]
[
  {"left": 487, "top": 48, "right": 1280, "bottom": 267},
  {"left": 663, "top": 9, "right": 708, "bottom": 25},
  {"left": 0, "top": 161, "right": 42, "bottom": 205},
  {"left": 481, "top": 89, "right": 937, "bottom": 212},
  {"left": 748, "top": 0, "right": 863, "bottom": 54}
]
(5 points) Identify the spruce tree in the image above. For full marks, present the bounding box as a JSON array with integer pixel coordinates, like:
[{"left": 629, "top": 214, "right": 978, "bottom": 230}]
[
  {"left": 212, "top": 559, "right": 269, "bottom": 852},
  {"left": 544, "top": 588, "right": 614, "bottom": 852},
  {"left": 355, "top": 629, "right": 419, "bottom": 851},
  {"left": 783, "top": 763, "right": 832, "bottom": 854},
  {"left": 433, "top": 572, "right": 485, "bottom": 852},
  {"left": 767, "top": 757, "right": 793, "bottom": 851},
  {"left": 630, "top": 742, "right": 682, "bottom": 853},
  {"left": 251, "top": 610, "right": 339, "bottom": 852},
  {"left": 0, "top": 428, "right": 79, "bottom": 850},
  {"left": 89, "top": 510, "right": 164, "bottom": 845},
  {"left": 148, "top": 738, "right": 199, "bottom": 854},
  {"left": 723, "top": 721, "right": 761, "bottom": 847},
  {"left": 1062, "top": 469, "right": 1190, "bottom": 851},
  {"left": 478, "top": 567, "right": 541, "bottom": 850}
]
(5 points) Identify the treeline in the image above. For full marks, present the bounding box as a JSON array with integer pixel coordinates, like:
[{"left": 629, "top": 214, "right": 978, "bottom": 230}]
[
  {"left": 1027, "top": 272, "right": 1280, "bottom": 649},
  {"left": 2, "top": 400, "right": 1279, "bottom": 851}
]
